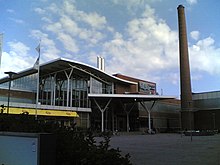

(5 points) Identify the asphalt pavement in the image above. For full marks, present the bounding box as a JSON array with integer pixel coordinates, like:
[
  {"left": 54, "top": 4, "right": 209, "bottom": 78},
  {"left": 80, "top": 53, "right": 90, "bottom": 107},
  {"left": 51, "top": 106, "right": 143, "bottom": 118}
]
[{"left": 108, "top": 133, "right": 220, "bottom": 165}]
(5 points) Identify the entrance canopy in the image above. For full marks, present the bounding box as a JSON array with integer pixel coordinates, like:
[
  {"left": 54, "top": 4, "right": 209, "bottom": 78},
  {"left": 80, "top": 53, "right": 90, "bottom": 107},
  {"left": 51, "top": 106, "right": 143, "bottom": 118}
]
[
  {"left": 88, "top": 93, "right": 175, "bottom": 102},
  {"left": 88, "top": 94, "right": 176, "bottom": 132}
]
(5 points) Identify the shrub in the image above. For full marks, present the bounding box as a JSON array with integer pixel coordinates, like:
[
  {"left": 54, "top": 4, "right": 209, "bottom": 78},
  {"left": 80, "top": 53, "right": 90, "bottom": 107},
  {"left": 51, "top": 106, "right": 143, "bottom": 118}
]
[{"left": 0, "top": 114, "right": 132, "bottom": 165}]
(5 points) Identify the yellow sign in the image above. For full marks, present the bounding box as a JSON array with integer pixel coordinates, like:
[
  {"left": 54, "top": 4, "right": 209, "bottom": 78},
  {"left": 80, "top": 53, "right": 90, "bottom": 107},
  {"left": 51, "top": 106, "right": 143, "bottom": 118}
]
[{"left": 8, "top": 107, "right": 79, "bottom": 117}]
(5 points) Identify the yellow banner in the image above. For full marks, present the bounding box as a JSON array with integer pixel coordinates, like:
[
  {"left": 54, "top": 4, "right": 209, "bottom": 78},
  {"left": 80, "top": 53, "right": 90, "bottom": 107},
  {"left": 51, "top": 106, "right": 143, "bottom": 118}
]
[{"left": 6, "top": 107, "right": 79, "bottom": 117}]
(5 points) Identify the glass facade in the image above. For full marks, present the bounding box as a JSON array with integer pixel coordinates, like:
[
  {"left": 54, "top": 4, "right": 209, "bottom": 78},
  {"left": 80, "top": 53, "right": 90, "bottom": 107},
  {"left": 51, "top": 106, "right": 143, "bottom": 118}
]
[
  {"left": 39, "top": 73, "right": 88, "bottom": 108},
  {"left": 37, "top": 69, "right": 113, "bottom": 108},
  {"left": 0, "top": 74, "right": 37, "bottom": 92},
  {"left": 0, "top": 69, "right": 113, "bottom": 108},
  {"left": 0, "top": 74, "right": 37, "bottom": 104},
  {"left": 90, "top": 77, "right": 113, "bottom": 94},
  {"left": 91, "top": 78, "right": 102, "bottom": 94},
  {"left": 40, "top": 76, "right": 89, "bottom": 108}
]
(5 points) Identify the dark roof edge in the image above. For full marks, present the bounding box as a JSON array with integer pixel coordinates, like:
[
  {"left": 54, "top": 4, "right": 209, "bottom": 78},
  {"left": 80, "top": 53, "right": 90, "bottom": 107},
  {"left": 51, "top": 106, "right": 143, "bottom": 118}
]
[{"left": 0, "top": 58, "right": 137, "bottom": 85}]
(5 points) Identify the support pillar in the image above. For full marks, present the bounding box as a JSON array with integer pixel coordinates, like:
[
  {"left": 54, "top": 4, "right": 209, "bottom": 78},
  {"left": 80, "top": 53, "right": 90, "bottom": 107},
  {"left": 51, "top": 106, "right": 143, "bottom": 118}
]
[
  {"left": 140, "top": 101, "right": 156, "bottom": 134},
  {"left": 64, "top": 68, "right": 73, "bottom": 107},
  {"left": 50, "top": 75, "right": 56, "bottom": 106},
  {"left": 53, "top": 76, "right": 56, "bottom": 106},
  {"left": 120, "top": 102, "right": 135, "bottom": 132},
  {"left": 93, "top": 98, "right": 112, "bottom": 132}
]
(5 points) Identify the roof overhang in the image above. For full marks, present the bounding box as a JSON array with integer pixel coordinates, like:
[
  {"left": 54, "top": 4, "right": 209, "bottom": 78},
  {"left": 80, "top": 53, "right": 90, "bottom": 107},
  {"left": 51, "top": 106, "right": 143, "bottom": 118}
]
[
  {"left": 0, "top": 58, "right": 137, "bottom": 85},
  {"left": 0, "top": 68, "right": 37, "bottom": 84},
  {"left": 88, "top": 93, "right": 176, "bottom": 102}
]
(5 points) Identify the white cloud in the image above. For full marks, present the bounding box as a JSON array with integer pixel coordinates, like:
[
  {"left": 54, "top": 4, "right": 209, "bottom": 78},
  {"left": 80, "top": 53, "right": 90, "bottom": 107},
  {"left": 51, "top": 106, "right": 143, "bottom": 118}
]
[
  {"left": 34, "top": 0, "right": 109, "bottom": 56},
  {"left": 197, "top": 37, "right": 214, "bottom": 47},
  {"left": 0, "top": 42, "right": 35, "bottom": 77},
  {"left": 163, "top": 73, "right": 179, "bottom": 85},
  {"left": 62, "top": 0, "right": 76, "bottom": 15},
  {"left": 30, "top": 1, "right": 220, "bottom": 87},
  {"left": 79, "top": 12, "right": 107, "bottom": 30},
  {"left": 190, "top": 36, "right": 220, "bottom": 75},
  {"left": 190, "top": 31, "right": 200, "bottom": 40},
  {"left": 186, "top": 0, "right": 197, "bottom": 5},
  {"left": 44, "top": 22, "right": 62, "bottom": 34},
  {"left": 141, "top": 5, "right": 155, "bottom": 18},
  {"left": 100, "top": 3, "right": 220, "bottom": 87},
  {"left": 59, "top": 15, "right": 79, "bottom": 35},
  {"left": 48, "top": 0, "right": 107, "bottom": 30},
  {"left": 57, "top": 32, "right": 79, "bottom": 53},
  {"left": 30, "top": 30, "right": 60, "bottom": 61},
  {"left": 6, "top": 9, "right": 15, "bottom": 13},
  {"left": 46, "top": 3, "right": 59, "bottom": 14},
  {"left": 103, "top": 5, "right": 179, "bottom": 83},
  {"left": 79, "top": 29, "right": 104, "bottom": 45},
  {"left": 9, "top": 18, "right": 25, "bottom": 24},
  {"left": 41, "top": 17, "right": 52, "bottom": 23},
  {"left": 8, "top": 42, "right": 30, "bottom": 56},
  {"left": 112, "top": 0, "right": 160, "bottom": 13},
  {"left": 3, "top": 0, "right": 220, "bottom": 94},
  {"left": 34, "top": 8, "right": 46, "bottom": 15}
]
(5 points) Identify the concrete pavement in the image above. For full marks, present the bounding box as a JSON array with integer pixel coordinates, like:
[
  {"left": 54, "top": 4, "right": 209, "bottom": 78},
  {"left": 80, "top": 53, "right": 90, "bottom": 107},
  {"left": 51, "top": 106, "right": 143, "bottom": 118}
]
[{"left": 109, "top": 133, "right": 220, "bottom": 165}]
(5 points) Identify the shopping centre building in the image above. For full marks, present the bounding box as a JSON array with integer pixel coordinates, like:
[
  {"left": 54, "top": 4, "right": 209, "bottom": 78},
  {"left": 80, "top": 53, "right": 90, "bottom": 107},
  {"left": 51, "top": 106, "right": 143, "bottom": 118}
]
[
  {"left": 192, "top": 91, "right": 220, "bottom": 130},
  {"left": 0, "top": 58, "right": 180, "bottom": 132}
]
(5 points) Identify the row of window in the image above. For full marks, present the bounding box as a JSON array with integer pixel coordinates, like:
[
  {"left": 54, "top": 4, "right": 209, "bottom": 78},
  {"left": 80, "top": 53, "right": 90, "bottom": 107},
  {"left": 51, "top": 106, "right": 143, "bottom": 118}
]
[
  {"left": 0, "top": 74, "right": 37, "bottom": 92},
  {"left": 0, "top": 71, "right": 113, "bottom": 108}
]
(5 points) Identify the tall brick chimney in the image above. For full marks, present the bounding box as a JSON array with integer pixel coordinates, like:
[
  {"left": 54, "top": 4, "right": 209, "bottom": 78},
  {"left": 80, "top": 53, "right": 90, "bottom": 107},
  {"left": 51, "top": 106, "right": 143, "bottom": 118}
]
[{"left": 177, "top": 5, "right": 194, "bottom": 130}]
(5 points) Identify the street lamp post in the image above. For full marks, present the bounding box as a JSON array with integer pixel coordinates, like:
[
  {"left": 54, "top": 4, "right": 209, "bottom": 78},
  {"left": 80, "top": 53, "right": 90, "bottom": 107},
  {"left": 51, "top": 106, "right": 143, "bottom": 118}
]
[{"left": 4, "top": 71, "right": 17, "bottom": 114}]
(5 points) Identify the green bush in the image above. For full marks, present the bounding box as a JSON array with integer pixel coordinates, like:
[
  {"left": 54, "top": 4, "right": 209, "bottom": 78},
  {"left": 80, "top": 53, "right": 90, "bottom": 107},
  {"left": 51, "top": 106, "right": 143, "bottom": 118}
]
[
  {"left": 56, "top": 130, "right": 131, "bottom": 165},
  {"left": 0, "top": 114, "right": 132, "bottom": 165}
]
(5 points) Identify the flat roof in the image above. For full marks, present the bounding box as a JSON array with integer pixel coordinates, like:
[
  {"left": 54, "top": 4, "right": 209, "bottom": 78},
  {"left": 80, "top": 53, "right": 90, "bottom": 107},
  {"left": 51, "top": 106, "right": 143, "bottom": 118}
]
[
  {"left": 88, "top": 93, "right": 176, "bottom": 102},
  {"left": 113, "top": 73, "right": 156, "bottom": 85}
]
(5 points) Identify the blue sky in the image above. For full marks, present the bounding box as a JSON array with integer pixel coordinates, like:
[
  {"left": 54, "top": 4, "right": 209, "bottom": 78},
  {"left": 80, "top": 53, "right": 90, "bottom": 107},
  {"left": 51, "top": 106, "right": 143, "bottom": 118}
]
[{"left": 0, "top": 0, "right": 220, "bottom": 97}]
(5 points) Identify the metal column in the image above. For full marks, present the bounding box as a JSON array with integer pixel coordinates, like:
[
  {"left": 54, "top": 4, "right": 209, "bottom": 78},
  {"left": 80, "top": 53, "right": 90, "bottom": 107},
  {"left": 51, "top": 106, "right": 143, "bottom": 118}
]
[
  {"left": 64, "top": 68, "right": 73, "bottom": 107},
  {"left": 120, "top": 102, "right": 135, "bottom": 132},
  {"left": 140, "top": 100, "right": 156, "bottom": 134},
  {"left": 93, "top": 98, "right": 112, "bottom": 132}
]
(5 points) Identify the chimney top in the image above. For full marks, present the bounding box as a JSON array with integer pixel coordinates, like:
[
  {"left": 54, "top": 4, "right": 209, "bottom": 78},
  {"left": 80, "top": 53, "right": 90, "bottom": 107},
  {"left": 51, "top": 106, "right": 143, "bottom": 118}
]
[{"left": 177, "top": 4, "right": 185, "bottom": 9}]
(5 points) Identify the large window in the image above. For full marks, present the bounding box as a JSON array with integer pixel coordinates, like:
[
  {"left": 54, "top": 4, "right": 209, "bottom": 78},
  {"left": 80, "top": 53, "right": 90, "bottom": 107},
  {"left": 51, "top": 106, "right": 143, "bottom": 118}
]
[
  {"left": 39, "top": 72, "right": 90, "bottom": 108},
  {"left": 70, "top": 79, "right": 88, "bottom": 107},
  {"left": 90, "top": 77, "right": 112, "bottom": 94},
  {"left": 0, "top": 74, "right": 37, "bottom": 92},
  {"left": 91, "top": 78, "right": 102, "bottom": 94},
  {"left": 0, "top": 74, "right": 37, "bottom": 104}
]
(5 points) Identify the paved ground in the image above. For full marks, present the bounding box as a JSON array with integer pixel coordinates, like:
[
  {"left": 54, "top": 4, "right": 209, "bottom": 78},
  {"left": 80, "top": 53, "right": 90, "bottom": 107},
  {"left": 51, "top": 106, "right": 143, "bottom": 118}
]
[{"left": 108, "top": 133, "right": 220, "bottom": 165}]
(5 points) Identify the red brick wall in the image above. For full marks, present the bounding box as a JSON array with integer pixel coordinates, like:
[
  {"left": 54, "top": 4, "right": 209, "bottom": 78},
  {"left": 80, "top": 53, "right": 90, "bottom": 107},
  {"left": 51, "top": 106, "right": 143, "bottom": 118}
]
[
  {"left": 114, "top": 83, "right": 137, "bottom": 94},
  {"left": 113, "top": 74, "right": 156, "bottom": 94}
]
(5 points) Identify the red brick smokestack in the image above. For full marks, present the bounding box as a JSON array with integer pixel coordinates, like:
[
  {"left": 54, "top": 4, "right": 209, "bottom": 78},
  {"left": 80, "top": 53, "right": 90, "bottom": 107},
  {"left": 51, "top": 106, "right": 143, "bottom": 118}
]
[{"left": 177, "top": 5, "right": 194, "bottom": 130}]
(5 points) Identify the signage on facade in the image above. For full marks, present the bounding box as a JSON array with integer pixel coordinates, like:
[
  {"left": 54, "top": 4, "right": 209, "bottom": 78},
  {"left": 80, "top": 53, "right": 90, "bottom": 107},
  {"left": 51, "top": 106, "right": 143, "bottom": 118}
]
[{"left": 139, "top": 81, "right": 156, "bottom": 94}]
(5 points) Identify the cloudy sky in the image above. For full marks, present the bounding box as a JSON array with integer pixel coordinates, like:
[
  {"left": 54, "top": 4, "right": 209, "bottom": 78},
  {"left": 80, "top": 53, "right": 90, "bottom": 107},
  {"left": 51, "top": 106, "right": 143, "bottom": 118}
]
[{"left": 0, "top": 0, "right": 220, "bottom": 97}]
